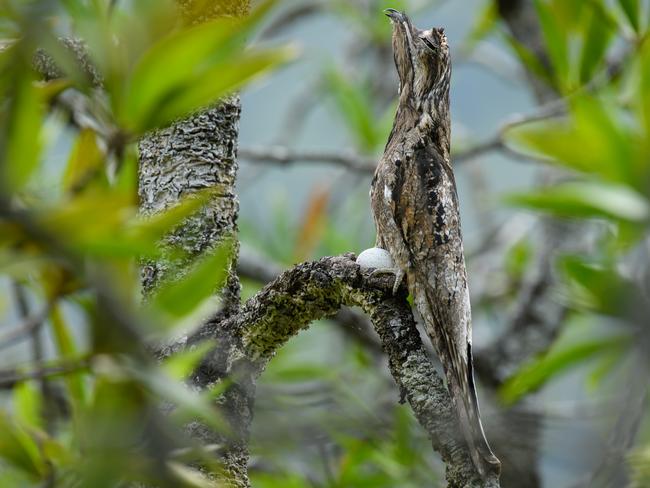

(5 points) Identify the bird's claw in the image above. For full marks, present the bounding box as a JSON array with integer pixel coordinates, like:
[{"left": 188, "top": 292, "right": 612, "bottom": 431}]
[{"left": 370, "top": 267, "right": 405, "bottom": 295}]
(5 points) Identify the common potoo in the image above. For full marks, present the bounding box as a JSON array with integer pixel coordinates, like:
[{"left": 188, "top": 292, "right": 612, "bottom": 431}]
[{"left": 370, "top": 9, "right": 501, "bottom": 477}]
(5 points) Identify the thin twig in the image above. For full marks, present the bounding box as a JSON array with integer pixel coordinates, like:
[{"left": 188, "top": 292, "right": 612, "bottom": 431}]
[
  {"left": 258, "top": 2, "right": 324, "bottom": 39},
  {"left": 239, "top": 99, "right": 568, "bottom": 175},
  {"left": 239, "top": 146, "right": 377, "bottom": 173},
  {"left": 0, "top": 360, "right": 89, "bottom": 389},
  {"left": 0, "top": 301, "right": 53, "bottom": 352}
]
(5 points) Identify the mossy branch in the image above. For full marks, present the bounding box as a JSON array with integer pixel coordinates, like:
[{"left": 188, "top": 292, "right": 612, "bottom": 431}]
[{"left": 178, "top": 254, "right": 499, "bottom": 488}]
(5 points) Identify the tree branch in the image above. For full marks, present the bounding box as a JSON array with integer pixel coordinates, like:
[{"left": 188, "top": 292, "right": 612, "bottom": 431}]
[
  {"left": 238, "top": 100, "right": 567, "bottom": 175},
  {"left": 238, "top": 146, "right": 377, "bottom": 173},
  {"left": 178, "top": 254, "right": 499, "bottom": 488},
  {"left": 0, "top": 360, "right": 89, "bottom": 390},
  {"left": 0, "top": 301, "right": 53, "bottom": 352},
  {"left": 237, "top": 247, "right": 383, "bottom": 354}
]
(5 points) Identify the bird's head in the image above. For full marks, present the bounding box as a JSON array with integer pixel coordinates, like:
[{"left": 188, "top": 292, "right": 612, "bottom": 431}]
[{"left": 384, "top": 8, "right": 450, "bottom": 113}]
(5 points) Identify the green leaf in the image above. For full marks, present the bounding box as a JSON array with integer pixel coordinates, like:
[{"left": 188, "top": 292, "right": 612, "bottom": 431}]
[
  {"left": 126, "top": 188, "right": 214, "bottom": 245},
  {"left": 560, "top": 255, "right": 650, "bottom": 318},
  {"left": 161, "top": 340, "right": 215, "bottom": 381},
  {"left": 13, "top": 382, "right": 43, "bottom": 432},
  {"left": 3, "top": 72, "right": 43, "bottom": 191},
  {"left": 639, "top": 41, "right": 650, "bottom": 142},
  {"left": 265, "top": 364, "right": 334, "bottom": 383},
  {"left": 50, "top": 305, "right": 87, "bottom": 409},
  {"left": 534, "top": 0, "right": 570, "bottom": 89},
  {"left": 506, "top": 181, "right": 650, "bottom": 223},
  {"left": 501, "top": 32, "right": 554, "bottom": 88},
  {"left": 325, "top": 69, "right": 381, "bottom": 153},
  {"left": 579, "top": 6, "right": 615, "bottom": 83},
  {"left": 63, "top": 128, "right": 105, "bottom": 193},
  {"left": 505, "top": 97, "right": 642, "bottom": 189},
  {"left": 586, "top": 346, "right": 625, "bottom": 389},
  {"left": 37, "top": 187, "right": 207, "bottom": 259},
  {"left": 127, "top": 364, "right": 227, "bottom": 433},
  {"left": 505, "top": 238, "right": 532, "bottom": 280},
  {"left": 149, "top": 47, "right": 295, "bottom": 131},
  {"left": 148, "top": 238, "right": 235, "bottom": 319},
  {"left": 617, "top": 0, "right": 641, "bottom": 32},
  {"left": 37, "top": 191, "right": 148, "bottom": 258},
  {"left": 0, "top": 412, "right": 46, "bottom": 478},
  {"left": 121, "top": 0, "right": 292, "bottom": 132},
  {"left": 463, "top": 1, "right": 499, "bottom": 52},
  {"left": 499, "top": 334, "right": 631, "bottom": 404}
]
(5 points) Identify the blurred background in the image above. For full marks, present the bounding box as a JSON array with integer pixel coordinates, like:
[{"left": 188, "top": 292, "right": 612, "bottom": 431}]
[
  {"left": 238, "top": 1, "right": 650, "bottom": 487},
  {"left": 1, "top": 0, "right": 649, "bottom": 487}
]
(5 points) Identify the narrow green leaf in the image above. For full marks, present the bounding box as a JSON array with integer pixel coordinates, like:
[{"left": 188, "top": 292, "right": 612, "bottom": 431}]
[
  {"left": 50, "top": 305, "right": 87, "bottom": 408},
  {"left": 586, "top": 347, "right": 625, "bottom": 389},
  {"left": 123, "top": 17, "right": 240, "bottom": 126},
  {"left": 13, "top": 382, "right": 43, "bottom": 432},
  {"left": 639, "top": 42, "right": 650, "bottom": 142},
  {"left": 579, "top": 7, "right": 614, "bottom": 83},
  {"left": 501, "top": 32, "right": 554, "bottom": 88},
  {"left": 0, "top": 412, "right": 46, "bottom": 478},
  {"left": 617, "top": 0, "right": 641, "bottom": 32},
  {"left": 463, "top": 1, "right": 498, "bottom": 51},
  {"left": 506, "top": 181, "right": 650, "bottom": 223},
  {"left": 122, "top": 0, "right": 285, "bottom": 132},
  {"left": 560, "top": 255, "right": 649, "bottom": 318},
  {"left": 38, "top": 192, "right": 145, "bottom": 258},
  {"left": 505, "top": 238, "right": 532, "bottom": 280},
  {"left": 127, "top": 365, "right": 227, "bottom": 433},
  {"left": 149, "top": 47, "right": 296, "bottom": 132},
  {"left": 63, "top": 128, "right": 105, "bottom": 193},
  {"left": 326, "top": 69, "right": 380, "bottom": 152},
  {"left": 161, "top": 340, "right": 215, "bottom": 381},
  {"left": 149, "top": 238, "right": 235, "bottom": 319},
  {"left": 505, "top": 97, "right": 642, "bottom": 188},
  {"left": 534, "top": 0, "right": 570, "bottom": 89},
  {"left": 266, "top": 364, "right": 334, "bottom": 383},
  {"left": 126, "top": 188, "right": 214, "bottom": 244},
  {"left": 4, "top": 75, "right": 43, "bottom": 191},
  {"left": 499, "top": 334, "right": 631, "bottom": 404}
]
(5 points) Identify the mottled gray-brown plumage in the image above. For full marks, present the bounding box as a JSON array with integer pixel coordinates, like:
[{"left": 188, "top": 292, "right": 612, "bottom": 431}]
[{"left": 370, "top": 8, "right": 501, "bottom": 477}]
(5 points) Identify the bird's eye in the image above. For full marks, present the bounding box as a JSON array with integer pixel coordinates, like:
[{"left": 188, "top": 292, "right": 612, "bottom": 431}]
[{"left": 420, "top": 36, "right": 439, "bottom": 52}]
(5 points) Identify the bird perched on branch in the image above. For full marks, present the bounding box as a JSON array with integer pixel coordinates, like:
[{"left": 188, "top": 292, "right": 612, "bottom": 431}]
[{"left": 370, "top": 8, "right": 501, "bottom": 477}]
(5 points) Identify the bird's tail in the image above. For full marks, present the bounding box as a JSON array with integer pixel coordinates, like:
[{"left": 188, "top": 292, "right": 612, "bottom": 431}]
[{"left": 415, "top": 283, "right": 501, "bottom": 477}]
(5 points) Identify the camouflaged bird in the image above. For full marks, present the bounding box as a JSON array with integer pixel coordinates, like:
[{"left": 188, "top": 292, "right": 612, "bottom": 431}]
[{"left": 370, "top": 8, "right": 501, "bottom": 477}]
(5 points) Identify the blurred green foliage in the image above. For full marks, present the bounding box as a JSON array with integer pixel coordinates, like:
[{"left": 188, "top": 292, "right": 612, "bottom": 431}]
[
  {"left": 500, "top": 0, "right": 650, "bottom": 405},
  {"left": 241, "top": 0, "right": 650, "bottom": 485},
  {"left": 0, "top": 0, "right": 291, "bottom": 486}
]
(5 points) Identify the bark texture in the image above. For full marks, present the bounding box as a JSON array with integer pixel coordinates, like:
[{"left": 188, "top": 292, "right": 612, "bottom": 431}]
[
  {"left": 137, "top": 1, "right": 250, "bottom": 484},
  {"left": 138, "top": 97, "right": 247, "bottom": 485}
]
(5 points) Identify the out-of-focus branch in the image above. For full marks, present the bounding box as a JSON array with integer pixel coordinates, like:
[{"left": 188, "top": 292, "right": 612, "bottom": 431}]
[
  {"left": 0, "top": 360, "right": 89, "bottom": 389},
  {"left": 10, "top": 281, "right": 58, "bottom": 430},
  {"left": 183, "top": 254, "right": 499, "bottom": 487},
  {"left": 259, "top": 2, "right": 325, "bottom": 39},
  {"left": 238, "top": 146, "right": 377, "bottom": 173},
  {"left": 0, "top": 300, "right": 53, "bottom": 352},
  {"left": 239, "top": 98, "right": 570, "bottom": 175}
]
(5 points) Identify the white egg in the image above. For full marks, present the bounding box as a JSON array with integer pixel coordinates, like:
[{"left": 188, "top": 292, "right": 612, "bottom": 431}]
[{"left": 356, "top": 247, "right": 394, "bottom": 270}]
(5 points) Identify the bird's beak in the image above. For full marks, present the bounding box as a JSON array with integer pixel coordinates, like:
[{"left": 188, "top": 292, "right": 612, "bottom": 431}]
[{"left": 384, "top": 8, "right": 404, "bottom": 22}]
